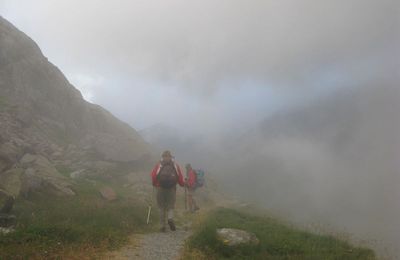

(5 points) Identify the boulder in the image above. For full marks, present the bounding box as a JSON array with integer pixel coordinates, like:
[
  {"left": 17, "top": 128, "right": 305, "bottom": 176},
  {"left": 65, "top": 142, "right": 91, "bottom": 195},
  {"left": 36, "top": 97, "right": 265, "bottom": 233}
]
[
  {"left": 99, "top": 187, "right": 117, "bottom": 201},
  {"left": 0, "top": 142, "right": 20, "bottom": 164},
  {"left": 0, "top": 158, "right": 10, "bottom": 172},
  {"left": 0, "top": 214, "right": 16, "bottom": 228},
  {"left": 20, "top": 156, "right": 75, "bottom": 197},
  {"left": 51, "top": 151, "right": 63, "bottom": 159},
  {"left": 216, "top": 228, "right": 260, "bottom": 246},
  {"left": 0, "top": 168, "right": 23, "bottom": 196},
  {"left": 0, "top": 226, "right": 15, "bottom": 234},
  {"left": 70, "top": 169, "right": 86, "bottom": 179},
  {"left": 20, "top": 153, "right": 37, "bottom": 165},
  {"left": 20, "top": 168, "right": 42, "bottom": 196},
  {"left": 0, "top": 196, "right": 14, "bottom": 214}
]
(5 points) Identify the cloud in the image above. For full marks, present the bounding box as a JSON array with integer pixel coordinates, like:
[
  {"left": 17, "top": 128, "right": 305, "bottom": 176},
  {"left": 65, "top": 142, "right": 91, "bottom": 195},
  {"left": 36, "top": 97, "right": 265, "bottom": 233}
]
[
  {"left": 1, "top": 0, "right": 398, "bottom": 95},
  {"left": 2, "top": 0, "right": 397, "bottom": 131}
]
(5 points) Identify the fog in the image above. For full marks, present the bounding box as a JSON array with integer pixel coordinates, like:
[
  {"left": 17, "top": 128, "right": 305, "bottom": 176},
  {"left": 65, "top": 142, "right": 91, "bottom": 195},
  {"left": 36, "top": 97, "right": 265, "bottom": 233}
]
[{"left": 1, "top": 0, "right": 399, "bottom": 257}]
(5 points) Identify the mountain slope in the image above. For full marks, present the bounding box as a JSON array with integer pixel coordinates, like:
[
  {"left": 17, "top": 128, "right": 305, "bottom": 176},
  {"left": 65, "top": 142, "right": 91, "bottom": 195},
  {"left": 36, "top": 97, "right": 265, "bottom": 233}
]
[{"left": 0, "top": 16, "right": 152, "bottom": 197}]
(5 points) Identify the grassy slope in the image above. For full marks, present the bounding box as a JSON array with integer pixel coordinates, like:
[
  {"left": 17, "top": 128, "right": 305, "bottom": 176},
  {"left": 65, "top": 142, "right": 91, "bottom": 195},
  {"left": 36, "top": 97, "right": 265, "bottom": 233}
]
[
  {"left": 0, "top": 168, "right": 376, "bottom": 260},
  {"left": 183, "top": 208, "right": 375, "bottom": 260},
  {"left": 0, "top": 178, "right": 155, "bottom": 259}
]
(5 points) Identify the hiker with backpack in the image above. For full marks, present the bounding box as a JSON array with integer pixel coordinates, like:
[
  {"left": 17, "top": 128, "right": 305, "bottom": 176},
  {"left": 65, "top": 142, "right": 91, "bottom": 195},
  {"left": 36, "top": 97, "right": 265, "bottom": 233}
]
[
  {"left": 150, "top": 150, "right": 184, "bottom": 232},
  {"left": 185, "top": 164, "right": 203, "bottom": 213}
]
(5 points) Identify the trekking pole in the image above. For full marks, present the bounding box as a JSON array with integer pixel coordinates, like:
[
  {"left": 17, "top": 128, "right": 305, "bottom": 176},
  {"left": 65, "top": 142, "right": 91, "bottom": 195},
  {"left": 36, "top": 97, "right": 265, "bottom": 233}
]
[{"left": 146, "top": 187, "right": 155, "bottom": 225}]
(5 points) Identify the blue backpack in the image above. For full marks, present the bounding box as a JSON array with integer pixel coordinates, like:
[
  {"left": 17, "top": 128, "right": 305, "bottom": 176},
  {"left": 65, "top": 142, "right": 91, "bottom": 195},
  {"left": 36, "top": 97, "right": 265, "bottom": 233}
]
[{"left": 194, "top": 169, "right": 205, "bottom": 188}]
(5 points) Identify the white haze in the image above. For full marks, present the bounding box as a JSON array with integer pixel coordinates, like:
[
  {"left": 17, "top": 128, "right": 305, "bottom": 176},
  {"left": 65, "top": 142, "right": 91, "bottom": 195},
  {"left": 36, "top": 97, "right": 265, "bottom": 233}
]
[
  {"left": 1, "top": 0, "right": 397, "bottom": 132},
  {"left": 1, "top": 0, "right": 399, "bottom": 257}
]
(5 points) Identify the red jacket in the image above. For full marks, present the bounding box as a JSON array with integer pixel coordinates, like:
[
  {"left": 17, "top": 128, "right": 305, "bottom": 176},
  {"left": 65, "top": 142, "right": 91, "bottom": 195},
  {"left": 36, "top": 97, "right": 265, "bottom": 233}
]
[
  {"left": 151, "top": 161, "right": 184, "bottom": 187},
  {"left": 186, "top": 169, "right": 197, "bottom": 189}
]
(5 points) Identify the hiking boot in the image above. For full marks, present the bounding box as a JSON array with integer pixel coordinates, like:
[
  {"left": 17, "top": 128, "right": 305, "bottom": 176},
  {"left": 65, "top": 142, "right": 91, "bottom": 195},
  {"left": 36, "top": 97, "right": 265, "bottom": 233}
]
[
  {"left": 159, "top": 226, "right": 166, "bottom": 232},
  {"left": 168, "top": 219, "right": 176, "bottom": 231}
]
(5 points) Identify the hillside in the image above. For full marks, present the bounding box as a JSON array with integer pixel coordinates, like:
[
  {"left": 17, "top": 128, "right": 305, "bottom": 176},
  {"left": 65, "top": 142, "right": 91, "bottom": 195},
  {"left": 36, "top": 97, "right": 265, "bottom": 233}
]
[
  {"left": 217, "top": 84, "right": 400, "bottom": 257},
  {"left": 0, "top": 16, "right": 152, "bottom": 198}
]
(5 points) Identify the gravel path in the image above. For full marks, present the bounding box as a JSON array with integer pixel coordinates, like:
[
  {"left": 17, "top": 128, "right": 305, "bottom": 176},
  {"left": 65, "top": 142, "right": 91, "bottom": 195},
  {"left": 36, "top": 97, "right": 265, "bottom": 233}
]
[{"left": 106, "top": 228, "right": 192, "bottom": 260}]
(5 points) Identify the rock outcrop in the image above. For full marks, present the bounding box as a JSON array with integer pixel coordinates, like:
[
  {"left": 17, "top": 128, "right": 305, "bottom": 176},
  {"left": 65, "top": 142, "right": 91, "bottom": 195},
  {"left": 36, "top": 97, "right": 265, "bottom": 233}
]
[{"left": 0, "top": 16, "right": 152, "bottom": 198}]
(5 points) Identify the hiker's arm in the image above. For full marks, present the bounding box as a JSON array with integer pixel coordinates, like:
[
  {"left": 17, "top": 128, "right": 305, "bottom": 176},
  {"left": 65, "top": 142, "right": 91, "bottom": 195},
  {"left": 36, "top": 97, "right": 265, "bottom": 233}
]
[{"left": 150, "top": 164, "right": 159, "bottom": 187}]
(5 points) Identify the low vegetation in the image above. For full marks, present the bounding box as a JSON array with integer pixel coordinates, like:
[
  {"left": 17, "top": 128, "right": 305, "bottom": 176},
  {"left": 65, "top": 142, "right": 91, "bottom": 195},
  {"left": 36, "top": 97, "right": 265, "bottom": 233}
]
[
  {"left": 0, "top": 179, "right": 154, "bottom": 259},
  {"left": 183, "top": 208, "right": 376, "bottom": 260},
  {"left": 0, "top": 174, "right": 376, "bottom": 260}
]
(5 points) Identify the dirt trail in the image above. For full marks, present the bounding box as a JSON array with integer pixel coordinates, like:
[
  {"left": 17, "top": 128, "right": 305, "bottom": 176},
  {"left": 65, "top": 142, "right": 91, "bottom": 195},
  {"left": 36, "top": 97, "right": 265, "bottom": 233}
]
[{"left": 105, "top": 226, "right": 192, "bottom": 260}]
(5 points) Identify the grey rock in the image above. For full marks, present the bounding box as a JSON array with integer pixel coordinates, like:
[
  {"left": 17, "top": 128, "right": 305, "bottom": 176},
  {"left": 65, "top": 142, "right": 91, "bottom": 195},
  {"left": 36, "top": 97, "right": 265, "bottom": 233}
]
[
  {"left": 0, "top": 142, "right": 19, "bottom": 164},
  {"left": 0, "top": 226, "right": 15, "bottom": 234},
  {"left": 0, "top": 213, "right": 16, "bottom": 228},
  {"left": 20, "top": 168, "right": 42, "bottom": 196},
  {"left": 0, "top": 168, "right": 22, "bottom": 197},
  {"left": 99, "top": 187, "right": 117, "bottom": 201},
  {"left": 20, "top": 157, "right": 75, "bottom": 197},
  {"left": 20, "top": 153, "right": 37, "bottom": 165},
  {"left": 0, "top": 159, "right": 8, "bottom": 172},
  {"left": 51, "top": 151, "right": 62, "bottom": 158},
  {"left": 70, "top": 169, "right": 86, "bottom": 179},
  {"left": 216, "top": 228, "right": 260, "bottom": 246},
  {"left": 0, "top": 196, "right": 14, "bottom": 214}
]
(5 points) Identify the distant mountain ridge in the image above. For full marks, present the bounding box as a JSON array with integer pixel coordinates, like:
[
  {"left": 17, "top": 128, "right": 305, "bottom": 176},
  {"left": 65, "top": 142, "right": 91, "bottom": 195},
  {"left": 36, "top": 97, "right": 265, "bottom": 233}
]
[{"left": 0, "top": 16, "right": 152, "bottom": 197}]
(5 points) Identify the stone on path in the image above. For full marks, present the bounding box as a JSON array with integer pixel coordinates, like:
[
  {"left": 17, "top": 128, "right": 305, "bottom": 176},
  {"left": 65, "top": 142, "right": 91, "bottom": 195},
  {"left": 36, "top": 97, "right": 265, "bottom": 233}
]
[
  {"left": 99, "top": 187, "right": 117, "bottom": 201},
  {"left": 217, "top": 228, "right": 260, "bottom": 246}
]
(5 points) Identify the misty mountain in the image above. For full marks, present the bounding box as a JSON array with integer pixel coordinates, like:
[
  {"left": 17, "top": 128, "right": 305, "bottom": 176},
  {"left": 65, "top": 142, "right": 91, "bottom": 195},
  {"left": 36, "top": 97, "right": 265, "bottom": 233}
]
[
  {"left": 217, "top": 83, "right": 400, "bottom": 256},
  {"left": 140, "top": 123, "right": 185, "bottom": 151},
  {"left": 0, "top": 17, "right": 151, "bottom": 197},
  {"left": 139, "top": 123, "right": 211, "bottom": 164}
]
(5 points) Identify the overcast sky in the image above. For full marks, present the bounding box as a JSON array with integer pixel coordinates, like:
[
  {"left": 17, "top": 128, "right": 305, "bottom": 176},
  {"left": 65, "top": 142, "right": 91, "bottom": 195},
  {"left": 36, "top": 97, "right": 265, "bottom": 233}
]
[{"left": 0, "top": 0, "right": 398, "bottom": 133}]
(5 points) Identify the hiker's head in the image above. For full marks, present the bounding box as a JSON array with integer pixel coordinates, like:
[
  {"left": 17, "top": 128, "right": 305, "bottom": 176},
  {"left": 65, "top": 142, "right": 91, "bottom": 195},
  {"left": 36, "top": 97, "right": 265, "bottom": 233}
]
[
  {"left": 185, "top": 164, "right": 192, "bottom": 171},
  {"left": 161, "top": 150, "right": 173, "bottom": 162}
]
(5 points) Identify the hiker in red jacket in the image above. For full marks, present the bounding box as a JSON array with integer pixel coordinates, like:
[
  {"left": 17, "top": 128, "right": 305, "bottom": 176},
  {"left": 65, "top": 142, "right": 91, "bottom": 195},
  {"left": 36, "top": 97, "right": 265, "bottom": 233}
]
[
  {"left": 185, "top": 164, "right": 200, "bottom": 213},
  {"left": 151, "top": 150, "right": 184, "bottom": 232}
]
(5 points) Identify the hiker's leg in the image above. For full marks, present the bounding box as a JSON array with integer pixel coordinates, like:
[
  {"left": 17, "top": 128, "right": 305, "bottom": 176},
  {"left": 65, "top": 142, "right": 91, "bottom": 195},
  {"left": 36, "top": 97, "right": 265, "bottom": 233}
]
[
  {"left": 188, "top": 194, "right": 193, "bottom": 211},
  {"left": 192, "top": 190, "right": 198, "bottom": 208},
  {"left": 188, "top": 189, "right": 196, "bottom": 212},
  {"left": 166, "top": 188, "right": 177, "bottom": 231},
  {"left": 167, "top": 187, "right": 176, "bottom": 209},
  {"left": 157, "top": 188, "right": 167, "bottom": 229},
  {"left": 159, "top": 208, "right": 166, "bottom": 226},
  {"left": 191, "top": 196, "right": 196, "bottom": 208},
  {"left": 166, "top": 188, "right": 176, "bottom": 217},
  {"left": 167, "top": 209, "right": 174, "bottom": 220},
  {"left": 193, "top": 197, "right": 199, "bottom": 210}
]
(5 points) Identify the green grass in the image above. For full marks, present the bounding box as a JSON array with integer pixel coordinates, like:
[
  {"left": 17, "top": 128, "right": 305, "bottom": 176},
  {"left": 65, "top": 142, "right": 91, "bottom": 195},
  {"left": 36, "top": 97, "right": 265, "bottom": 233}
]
[
  {"left": 185, "top": 208, "right": 375, "bottom": 260},
  {"left": 0, "top": 179, "right": 155, "bottom": 259}
]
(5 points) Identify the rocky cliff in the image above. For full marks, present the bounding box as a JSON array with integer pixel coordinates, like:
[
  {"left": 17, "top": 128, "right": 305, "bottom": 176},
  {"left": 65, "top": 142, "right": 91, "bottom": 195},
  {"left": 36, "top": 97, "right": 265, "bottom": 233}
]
[{"left": 0, "top": 16, "right": 151, "bottom": 197}]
